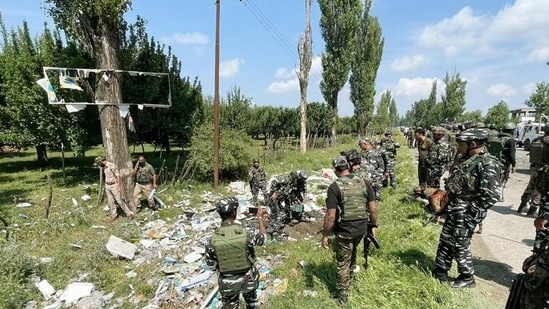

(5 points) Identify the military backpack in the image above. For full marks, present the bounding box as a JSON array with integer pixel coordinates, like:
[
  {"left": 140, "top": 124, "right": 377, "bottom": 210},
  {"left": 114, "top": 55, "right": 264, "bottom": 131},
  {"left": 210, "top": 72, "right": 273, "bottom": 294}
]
[
  {"left": 486, "top": 131, "right": 505, "bottom": 159},
  {"left": 335, "top": 176, "right": 369, "bottom": 221},
  {"left": 529, "top": 137, "right": 543, "bottom": 164},
  {"left": 211, "top": 224, "right": 252, "bottom": 274}
]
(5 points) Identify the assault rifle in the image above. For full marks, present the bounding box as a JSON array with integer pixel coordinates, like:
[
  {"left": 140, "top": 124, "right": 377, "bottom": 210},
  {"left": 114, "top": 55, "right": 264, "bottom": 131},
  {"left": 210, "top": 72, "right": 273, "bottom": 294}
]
[{"left": 365, "top": 224, "right": 381, "bottom": 249}]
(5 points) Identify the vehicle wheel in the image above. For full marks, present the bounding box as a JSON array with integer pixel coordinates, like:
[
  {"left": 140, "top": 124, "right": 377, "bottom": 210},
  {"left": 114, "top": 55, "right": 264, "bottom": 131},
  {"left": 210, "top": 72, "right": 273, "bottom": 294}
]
[{"left": 524, "top": 139, "right": 531, "bottom": 151}]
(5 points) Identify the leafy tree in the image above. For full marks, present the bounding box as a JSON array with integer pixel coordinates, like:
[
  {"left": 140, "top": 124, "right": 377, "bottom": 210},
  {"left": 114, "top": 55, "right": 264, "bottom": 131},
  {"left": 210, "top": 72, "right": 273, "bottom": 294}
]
[
  {"left": 349, "top": 0, "right": 383, "bottom": 135},
  {"left": 484, "top": 100, "right": 510, "bottom": 128},
  {"left": 318, "top": 0, "right": 361, "bottom": 140},
  {"left": 45, "top": 0, "right": 134, "bottom": 197},
  {"left": 297, "top": 0, "right": 313, "bottom": 153},
  {"left": 221, "top": 86, "right": 251, "bottom": 132},
  {"left": 388, "top": 95, "right": 398, "bottom": 126},
  {"left": 441, "top": 70, "right": 467, "bottom": 122},
  {"left": 374, "top": 91, "right": 391, "bottom": 132},
  {"left": 306, "top": 102, "right": 332, "bottom": 136},
  {"left": 457, "top": 110, "right": 483, "bottom": 123},
  {"left": 525, "top": 81, "right": 549, "bottom": 116}
]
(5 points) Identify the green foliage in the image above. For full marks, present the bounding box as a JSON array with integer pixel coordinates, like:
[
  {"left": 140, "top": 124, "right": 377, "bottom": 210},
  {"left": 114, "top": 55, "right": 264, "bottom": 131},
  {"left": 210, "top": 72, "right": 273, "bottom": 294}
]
[
  {"left": 349, "top": 0, "right": 384, "bottom": 134},
  {"left": 484, "top": 100, "right": 510, "bottom": 129},
  {"left": 458, "top": 110, "right": 483, "bottom": 123},
  {"left": 525, "top": 81, "right": 549, "bottom": 115},
  {"left": 441, "top": 70, "right": 467, "bottom": 122},
  {"left": 318, "top": 0, "right": 362, "bottom": 135},
  {"left": 0, "top": 245, "right": 41, "bottom": 309},
  {"left": 189, "top": 123, "right": 253, "bottom": 181}
]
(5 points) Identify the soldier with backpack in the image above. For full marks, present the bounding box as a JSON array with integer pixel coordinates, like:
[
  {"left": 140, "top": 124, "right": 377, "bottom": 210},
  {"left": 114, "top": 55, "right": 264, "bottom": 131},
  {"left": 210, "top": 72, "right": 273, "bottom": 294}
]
[
  {"left": 518, "top": 123, "right": 549, "bottom": 216},
  {"left": 205, "top": 197, "right": 266, "bottom": 309},
  {"left": 487, "top": 123, "right": 516, "bottom": 202}
]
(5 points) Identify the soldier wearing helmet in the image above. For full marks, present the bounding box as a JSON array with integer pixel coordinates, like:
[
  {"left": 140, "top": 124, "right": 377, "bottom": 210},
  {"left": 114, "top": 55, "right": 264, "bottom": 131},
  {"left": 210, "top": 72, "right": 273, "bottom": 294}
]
[
  {"left": 321, "top": 156, "right": 377, "bottom": 306},
  {"left": 380, "top": 131, "right": 400, "bottom": 189},
  {"left": 358, "top": 139, "right": 384, "bottom": 201},
  {"left": 205, "top": 197, "right": 266, "bottom": 309},
  {"left": 495, "top": 122, "right": 517, "bottom": 202},
  {"left": 266, "top": 175, "right": 290, "bottom": 234},
  {"left": 248, "top": 158, "right": 268, "bottom": 206},
  {"left": 426, "top": 126, "right": 452, "bottom": 189},
  {"left": 432, "top": 128, "right": 502, "bottom": 289}
]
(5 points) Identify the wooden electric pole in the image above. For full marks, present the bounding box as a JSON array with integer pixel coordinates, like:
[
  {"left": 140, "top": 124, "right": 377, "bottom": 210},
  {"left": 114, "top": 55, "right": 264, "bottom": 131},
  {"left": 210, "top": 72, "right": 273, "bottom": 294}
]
[{"left": 213, "top": 0, "right": 221, "bottom": 189}]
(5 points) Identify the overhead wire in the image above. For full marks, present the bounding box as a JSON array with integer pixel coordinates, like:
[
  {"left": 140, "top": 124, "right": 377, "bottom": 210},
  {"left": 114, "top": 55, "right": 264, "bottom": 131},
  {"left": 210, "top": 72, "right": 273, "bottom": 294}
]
[{"left": 242, "top": 0, "right": 324, "bottom": 85}]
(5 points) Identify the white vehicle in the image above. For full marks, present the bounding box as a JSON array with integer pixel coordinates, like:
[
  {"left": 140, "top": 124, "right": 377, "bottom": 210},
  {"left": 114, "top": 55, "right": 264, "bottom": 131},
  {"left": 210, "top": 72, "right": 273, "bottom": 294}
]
[{"left": 516, "top": 122, "right": 544, "bottom": 150}]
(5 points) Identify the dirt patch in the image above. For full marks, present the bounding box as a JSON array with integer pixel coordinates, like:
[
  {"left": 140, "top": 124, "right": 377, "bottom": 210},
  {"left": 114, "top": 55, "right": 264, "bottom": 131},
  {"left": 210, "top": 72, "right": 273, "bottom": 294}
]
[{"left": 282, "top": 214, "right": 324, "bottom": 240}]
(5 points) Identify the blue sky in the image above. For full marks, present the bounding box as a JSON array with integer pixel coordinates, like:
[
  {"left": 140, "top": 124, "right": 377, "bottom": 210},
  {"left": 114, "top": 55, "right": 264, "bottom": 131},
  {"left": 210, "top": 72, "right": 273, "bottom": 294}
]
[{"left": 2, "top": 0, "right": 549, "bottom": 117}]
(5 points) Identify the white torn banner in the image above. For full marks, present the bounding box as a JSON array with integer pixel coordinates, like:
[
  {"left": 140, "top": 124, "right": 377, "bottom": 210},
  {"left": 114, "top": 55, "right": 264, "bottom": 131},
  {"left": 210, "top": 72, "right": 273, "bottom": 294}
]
[
  {"left": 118, "top": 105, "right": 129, "bottom": 118},
  {"left": 59, "top": 75, "right": 83, "bottom": 91},
  {"left": 36, "top": 77, "right": 58, "bottom": 103},
  {"left": 65, "top": 104, "right": 86, "bottom": 113}
]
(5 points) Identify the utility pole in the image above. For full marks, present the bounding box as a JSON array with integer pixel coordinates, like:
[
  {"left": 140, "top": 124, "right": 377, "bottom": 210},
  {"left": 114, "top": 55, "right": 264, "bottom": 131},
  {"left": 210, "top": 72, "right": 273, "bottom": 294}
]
[{"left": 213, "top": 0, "right": 221, "bottom": 189}]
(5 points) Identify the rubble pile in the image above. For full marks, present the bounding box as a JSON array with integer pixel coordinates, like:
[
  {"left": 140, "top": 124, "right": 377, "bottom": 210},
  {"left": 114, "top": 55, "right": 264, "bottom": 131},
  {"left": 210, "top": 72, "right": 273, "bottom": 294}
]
[{"left": 31, "top": 172, "right": 333, "bottom": 309}]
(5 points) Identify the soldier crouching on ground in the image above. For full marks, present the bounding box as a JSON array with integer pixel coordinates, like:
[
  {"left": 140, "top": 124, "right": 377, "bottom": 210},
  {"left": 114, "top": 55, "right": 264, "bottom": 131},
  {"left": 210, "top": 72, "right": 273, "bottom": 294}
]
[
  {"left": 205, "top": 197, "right": 266, "bottom": 309},
  {"left": 321, "top": 156, "right": 377, "bottom": 306},
  {"left": 94, "top": 156, "right": 134, "bottom": 222},
  {"left": 249, "top": 158, "right": 268, "bottom": 206}
]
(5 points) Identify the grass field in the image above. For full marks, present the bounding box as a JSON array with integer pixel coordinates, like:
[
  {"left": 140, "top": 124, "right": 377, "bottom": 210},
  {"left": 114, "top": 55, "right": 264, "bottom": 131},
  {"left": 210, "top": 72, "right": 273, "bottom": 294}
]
[{"left": 0, "top": 136, "right": 481, "bottom": 309}]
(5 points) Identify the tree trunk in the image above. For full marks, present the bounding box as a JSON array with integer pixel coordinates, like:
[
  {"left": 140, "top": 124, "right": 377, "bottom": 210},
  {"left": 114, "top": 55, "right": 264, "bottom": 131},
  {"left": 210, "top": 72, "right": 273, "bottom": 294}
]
[
  {"left": 331, "top": 104, "right": 338, "bottom": 145},
  {"left": 95, "top": 24, "right": 132, "bottom": 200},
  {"left": 36, "top": 144, "right": 49, "bottom": 166}
]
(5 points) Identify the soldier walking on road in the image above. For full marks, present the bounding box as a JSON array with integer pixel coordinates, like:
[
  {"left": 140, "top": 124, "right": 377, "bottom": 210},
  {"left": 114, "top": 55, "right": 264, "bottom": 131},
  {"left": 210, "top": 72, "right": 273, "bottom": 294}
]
[
  {"left": 94, "top": 156, "right": 134, "bottom": 222},
  {"left": 432, "top": 128, "right": 501, "bottom": 288},
  {"left": 249, "top": 158, "right": 268, "bottom": 206},
  {"left": 205, "top": 197, "right": 266, "bottom": 309},
  {"left": 321, "top": 156, "right": 377, "bottom": 306},
  {"left": 518, "top": 124, "right": 549, "bottom": 216},
  {"left": 130, "top": 155, "right": 157, "bottom": 212}
]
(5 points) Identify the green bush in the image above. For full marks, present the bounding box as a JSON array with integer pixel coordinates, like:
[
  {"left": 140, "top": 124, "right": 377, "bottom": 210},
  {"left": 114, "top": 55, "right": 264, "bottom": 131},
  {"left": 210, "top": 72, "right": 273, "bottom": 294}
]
[
  {"left": 0, "top": 245, "right": 41, "bottom": 309},
  {"left": 189, "top": 123, "right": 253, "bottom": 181}
]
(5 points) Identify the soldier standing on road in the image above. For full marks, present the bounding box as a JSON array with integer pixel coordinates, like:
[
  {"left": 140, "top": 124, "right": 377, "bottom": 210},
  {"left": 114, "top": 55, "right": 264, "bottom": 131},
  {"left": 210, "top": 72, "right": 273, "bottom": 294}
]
[
  {"left": 498, "top": 123, "right": 517, "bottom": 202},
  {"left": 415, "top": 128, "right": 434, "bottom": 186},
  {"left": 432, "top": 128, "right": 501, "bottom": 288},
  {"left": 380, "top": 131, "right": 400, "bottom": 189},
  {"left": 321, "top": 156, "right": 377, "bottom": 306},
  {"left": 426, "top": 126, "right": 452, "bottom": 189},
  {"left": 248, "top": 158, "right": 268, "bottom": 206},
  {"left": 205, "top": 197, "right": 266, "bottom": 309},
  {"left": 94, "top": 156, "right": 134, "bottom": 222},
  {"left": 518, "top": 124, "right": 549, "bottom": 216},
  {"left": 130, "top": 155, "right": 157, "bottom": 212}
]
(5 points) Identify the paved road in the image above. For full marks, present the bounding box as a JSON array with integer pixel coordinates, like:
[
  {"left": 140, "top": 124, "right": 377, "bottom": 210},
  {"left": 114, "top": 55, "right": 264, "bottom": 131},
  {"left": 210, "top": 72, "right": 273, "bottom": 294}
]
[{"left": 477, "top": 147, "right": 537, "bottom": 279}]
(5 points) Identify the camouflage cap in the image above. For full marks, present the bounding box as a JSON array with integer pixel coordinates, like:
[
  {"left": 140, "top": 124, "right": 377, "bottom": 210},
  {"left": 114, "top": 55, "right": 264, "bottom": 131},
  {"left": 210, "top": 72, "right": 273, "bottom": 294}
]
[
  {"left": 215, "top": 197, "right": 239, "bottom": 214},
  {"left": 93, "top": 156, "right": 105, "bottom": 166},
  {"left": 456, "top": 128, "right": 488, "bottom": 142},
  {"left": 332, "top": 155, "right": 349, "bottom": 170},
  {"left": 253, "top": 158, "right": 259, "bottom": 163},
  {"left": 358, "top": 138, "right": 370, "bottom": 145},
  {"left": 432, "top": 126, "right": 446, "bottom": 135}
]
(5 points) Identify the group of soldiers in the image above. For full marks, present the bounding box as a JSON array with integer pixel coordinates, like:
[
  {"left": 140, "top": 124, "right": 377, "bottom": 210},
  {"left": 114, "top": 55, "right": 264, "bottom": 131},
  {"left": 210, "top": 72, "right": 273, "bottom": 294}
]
[{"left": 248, "top": 158, "right": 308, "bottom": 235}]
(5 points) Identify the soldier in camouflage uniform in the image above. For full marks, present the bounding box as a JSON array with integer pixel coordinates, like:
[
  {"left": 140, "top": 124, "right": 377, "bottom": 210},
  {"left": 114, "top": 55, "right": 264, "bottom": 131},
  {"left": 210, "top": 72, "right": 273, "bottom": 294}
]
[
  {"left": 518, "top": 124, "right": 549, "bottom": 216},
  {"left": 248, "top": 158, "right": 268, "bottom": 206},
  {"left": 286, "top": 170, "right": 308, "bottom": 223},
  {"left": 380, "top": 131, "right": 400, "bottom": 189},
  {"left": 358, "top": 139, "right": 384, "bottom": 201},
  {"left": 321, "top": 156, "right": 377, "bottom": 305},
  {"left": 414, "top": 128, "right": 434, "bottom": 186},
  {"left": 266, "top": 176, "right": 290, "bottom": 233},
  {"left": 432, "top": 128, "right": 501, "bottom": 288},
  {"left": 426, "top": 126, "right": 452, "bottom": 189},
  {"left": 519, "top": 168, "right": 549, "bottom": 308},
  {"left": 205, "top": 197, "right": 266, "bottom": 309},
  {"left": 498, "top": 122, "right": 517, "bottom": 202}
]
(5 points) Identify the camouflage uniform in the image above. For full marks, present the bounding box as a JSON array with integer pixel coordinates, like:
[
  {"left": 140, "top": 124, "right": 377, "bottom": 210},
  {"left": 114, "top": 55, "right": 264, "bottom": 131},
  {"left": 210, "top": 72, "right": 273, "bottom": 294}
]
[
  {"left": 417, "top": 135, "right": 434, "bottom": 186},
  {"left": 359, "top": 148, "right": 385, "bottom": 201},
  {"left": 286, "top": 170, "right": 308, "bottom": 222},
  {"left": 380, "top": 134, "right": 399, "bottom": 189},
  {"left": 427, "top": 127, "right": 452, "bottom": 189},
  {"left": 518, "top": 135, "right": 545, "bottom": 215},
  {"left": 432, "top": 129, "right": 501, "bottom": 288},
  {"left": 325, "top": 161, "right": 375, "bottom": 304},
  {"left": 205, "top": 198, "right": 265, "bottom": 309},
  {"left": 248, "top": 160, "right": 268, "bottom": 206},
  {"left": 266, "top": 176, "right": 290, "bottom": 232}
]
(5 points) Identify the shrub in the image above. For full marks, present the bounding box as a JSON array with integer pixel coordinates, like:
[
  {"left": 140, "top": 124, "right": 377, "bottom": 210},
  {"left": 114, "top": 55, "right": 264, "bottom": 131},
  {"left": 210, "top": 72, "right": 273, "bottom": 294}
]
[
  {"left": 0, "top": 245, "right": 41, "bottom": 309},
  {"left": 189, "top": 123, "right": 253, "bottom": 181}
]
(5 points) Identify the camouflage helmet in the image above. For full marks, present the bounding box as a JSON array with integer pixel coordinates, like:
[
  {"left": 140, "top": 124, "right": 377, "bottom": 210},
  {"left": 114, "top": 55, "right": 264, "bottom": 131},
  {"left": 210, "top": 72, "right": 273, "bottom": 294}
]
[
  {"left": 489, "top": 123, "right": 497, "bottom": 130},
  {"left": 358, "top": 138, "right": 370, "bottom": 145},
  {"left": 297, "top": 170, "right": 308, "bottom": 180},
  {"left": 456, "top": 128, "right": 488, "bottom": 143},
  {"left": 215, "top": 197, "right": 239, "bottom": 214},
  {"left": 475, "top": 122, "right": 486, "bottom": 128},
  {"left": 502, "top": 122, "right": 516, "bottom": 131},
  {"left": 384, "top": 131, "right": 392, "bottom": 136},
  {"left": 432, "top": 126, "right": 446, "bottom": 135},
  {"left": 332, "top": 155, "right": 349, "bottom": 170},
  {"left": 253, "top": 158, "right": 259, "bottom": 164},
  {"left": 344, "top": 149, "right": 361, "bottom": 164},
  {"left": 543, "top": 123, "right": 549, "bottom": 133}
]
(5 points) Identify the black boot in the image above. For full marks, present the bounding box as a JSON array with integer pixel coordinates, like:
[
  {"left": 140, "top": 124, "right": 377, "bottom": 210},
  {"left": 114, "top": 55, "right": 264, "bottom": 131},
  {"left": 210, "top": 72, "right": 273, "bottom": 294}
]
[
  {"left": 432, "top": 268, "right": 449, "bottom": 283},
  {"left": 526, "top": 205, "right": 538, "bottom": 217},
  {"left": 452, "top": 274, "right": 476, "bottom": 288},
  {"left": 517, "top": 201, "right": 527, "bottom": 213}
]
